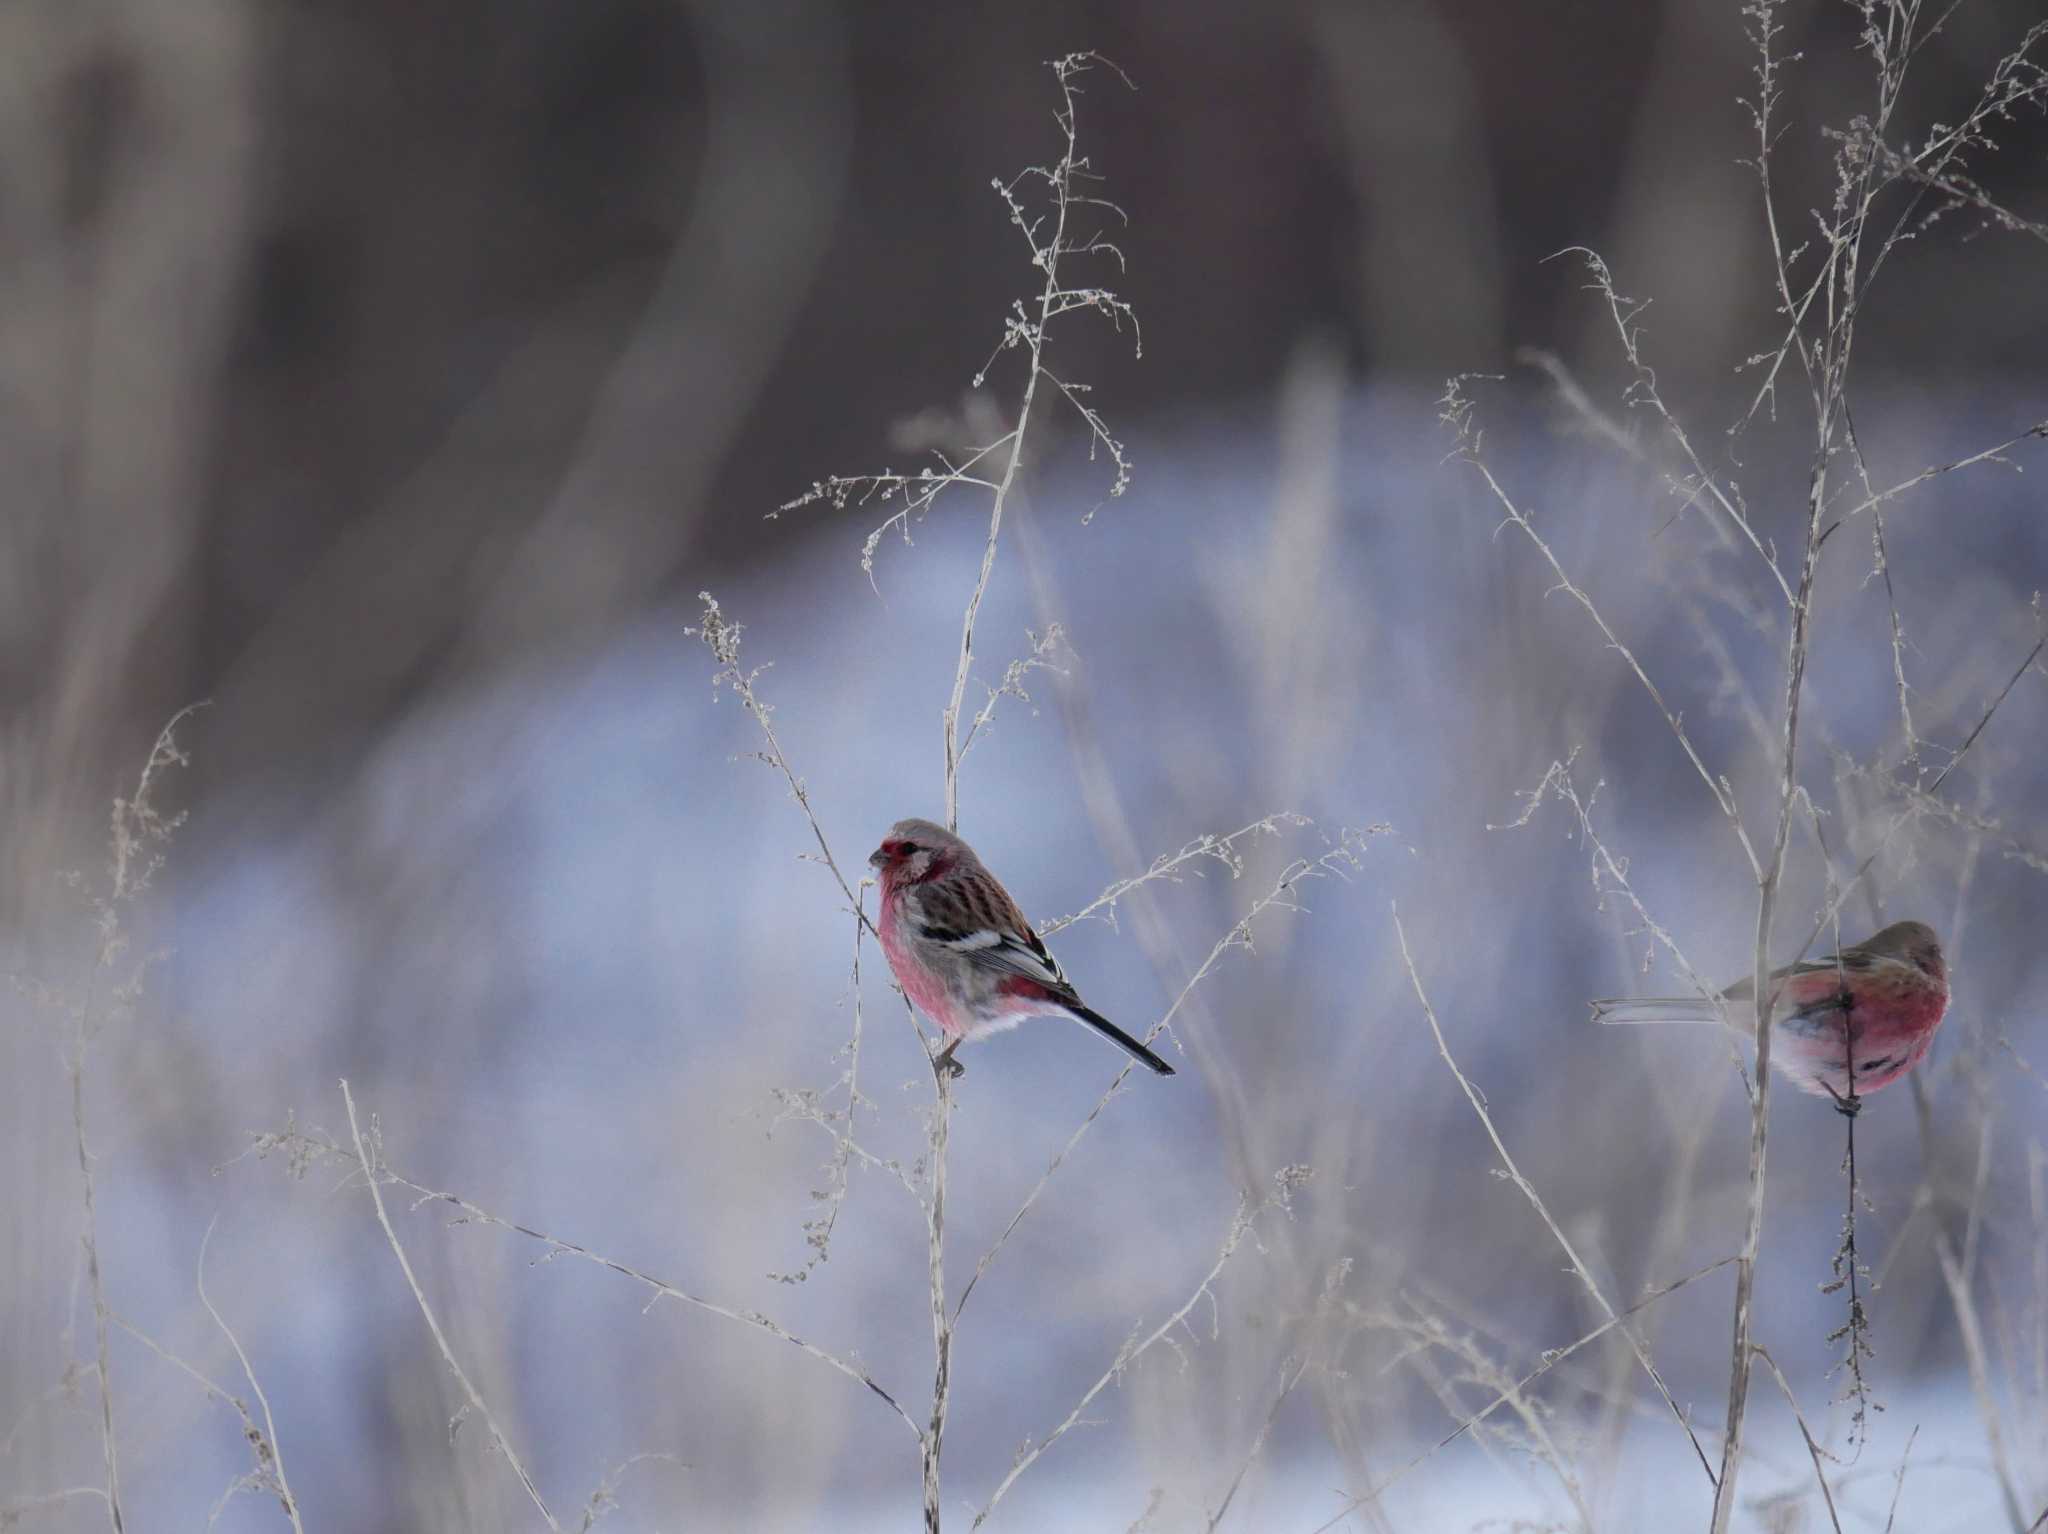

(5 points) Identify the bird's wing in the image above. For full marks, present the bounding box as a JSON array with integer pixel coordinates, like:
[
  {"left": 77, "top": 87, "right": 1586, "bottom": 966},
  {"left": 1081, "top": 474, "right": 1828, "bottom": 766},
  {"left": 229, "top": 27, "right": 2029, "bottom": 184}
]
[
  {"left": 1780, "top": 948, "right": 1888, "bottom": 977},
  {"left": 917, "top": 918, "right": 1075, "bottom": 996},
  {"left": 1715, "top": 945, "right": 1891, "bottom": 1001}
]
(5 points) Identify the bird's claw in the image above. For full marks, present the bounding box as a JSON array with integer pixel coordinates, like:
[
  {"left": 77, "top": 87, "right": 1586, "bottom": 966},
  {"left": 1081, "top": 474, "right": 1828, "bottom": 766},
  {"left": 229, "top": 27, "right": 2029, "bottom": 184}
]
[
  {"left": 931, "top": 1044, "right": 965, "bottom": 1081},
  {"left": 1823, "top": 1081, "right": 1863, "bottom": 1119}
]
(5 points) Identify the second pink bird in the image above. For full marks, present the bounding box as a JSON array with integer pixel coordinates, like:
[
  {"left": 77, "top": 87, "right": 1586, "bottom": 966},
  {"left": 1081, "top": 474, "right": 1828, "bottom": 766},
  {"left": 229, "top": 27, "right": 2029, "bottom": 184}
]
[{"left": 1591, "top": 919, "right": 1949, "bottom": 1109}]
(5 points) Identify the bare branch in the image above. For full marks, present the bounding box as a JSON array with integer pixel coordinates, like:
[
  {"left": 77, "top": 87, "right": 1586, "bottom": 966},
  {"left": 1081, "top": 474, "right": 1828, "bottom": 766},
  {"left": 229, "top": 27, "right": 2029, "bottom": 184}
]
[
  {"left": 1393, "top": 909, "right": 1717, "bottom": 1489},
  {"left": 954, "top": 829, "right": 1380, "bottom": 1327},
  {"left": 1305, "top": 1255, "right": 1735, "bottom": 1534},
  {"left": 1751, "top": 1345, "right": 1845, "bottom": 1534},
  {"left": 197, "top": 1220, "right": 304, "bottom": 1533},
  {"left": 1441, "top": 375, "right": 1763, "bottom": 881},
  {"left": 243, "top": 1107, "right": 924, "bottom": 1445},
  {"left": 343, "top": 1081, "right": 560, "bottom": 1529},
  {"left": 972, "top": 1169, "right": 1312, "bottom": 1527}
]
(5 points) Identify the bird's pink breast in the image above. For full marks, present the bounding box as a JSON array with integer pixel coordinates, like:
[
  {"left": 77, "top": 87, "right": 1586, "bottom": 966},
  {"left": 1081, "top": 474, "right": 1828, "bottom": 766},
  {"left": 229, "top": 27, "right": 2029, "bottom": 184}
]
[
  {"left": 1773, "top": 965, "right": 1949, "bottom": 1098},
  {"left": 878, "top": 898, "right": 966, "bottom": 1039}
]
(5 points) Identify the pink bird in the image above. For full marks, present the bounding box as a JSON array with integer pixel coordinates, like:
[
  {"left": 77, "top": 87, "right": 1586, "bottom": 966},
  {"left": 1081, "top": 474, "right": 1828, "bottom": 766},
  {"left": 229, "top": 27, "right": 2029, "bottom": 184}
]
[
  {"left": 869, "top": 818, "right": 1175, "bottom": 1078},
  {"left": 1592, "top": 919, "right": 1949, "bottom": 1111}
]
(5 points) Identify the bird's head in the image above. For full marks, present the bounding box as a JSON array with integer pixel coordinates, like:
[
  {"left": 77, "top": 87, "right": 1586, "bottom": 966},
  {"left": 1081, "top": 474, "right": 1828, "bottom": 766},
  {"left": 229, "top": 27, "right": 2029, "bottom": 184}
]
[
  {"left": 1870, "top": 919, "right": 1946, "bottom": 984},
  {"left": 868, "top": 817, "right": 964, "bottom": 889}
]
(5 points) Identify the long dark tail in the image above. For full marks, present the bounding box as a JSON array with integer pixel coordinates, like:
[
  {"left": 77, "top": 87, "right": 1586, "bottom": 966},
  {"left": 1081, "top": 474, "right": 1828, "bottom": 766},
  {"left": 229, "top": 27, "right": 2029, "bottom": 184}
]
[{"left": 1072, "top": 1003, "right": 1176, "bottom": 1076}]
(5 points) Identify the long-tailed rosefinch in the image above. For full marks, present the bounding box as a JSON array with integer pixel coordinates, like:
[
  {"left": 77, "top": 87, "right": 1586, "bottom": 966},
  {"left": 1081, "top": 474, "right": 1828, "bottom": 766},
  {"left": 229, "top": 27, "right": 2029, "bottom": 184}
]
[
  {"left": 868, "top": 817, "right": 1175, "bottom": 1077},
  {"left": 1591, "top": 919, "right": 1948, "bottom": 1109}
]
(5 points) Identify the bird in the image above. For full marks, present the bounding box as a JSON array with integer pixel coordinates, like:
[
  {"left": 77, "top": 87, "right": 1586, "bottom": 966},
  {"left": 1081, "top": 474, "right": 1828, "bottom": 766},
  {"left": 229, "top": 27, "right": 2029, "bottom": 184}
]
[
  {"left": 868, "top": 817, "right": 1175, "bottom": 1078},
  {"left": 1591, "top": 919, "right": 1948, "bottom": 1112}
]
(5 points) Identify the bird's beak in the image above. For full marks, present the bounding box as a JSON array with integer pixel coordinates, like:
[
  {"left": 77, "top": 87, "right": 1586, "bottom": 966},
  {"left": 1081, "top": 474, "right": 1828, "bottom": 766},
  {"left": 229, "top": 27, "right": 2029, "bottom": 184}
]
[{"left": 867, "top": 848, "right": 886, "bottom": 870}]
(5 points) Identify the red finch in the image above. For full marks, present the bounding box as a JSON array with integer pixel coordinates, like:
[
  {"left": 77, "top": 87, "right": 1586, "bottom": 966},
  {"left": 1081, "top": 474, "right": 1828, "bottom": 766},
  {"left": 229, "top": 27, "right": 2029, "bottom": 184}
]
[
  {"left": 869, "top": 818, "right": 1175, "bottom": 1077},
  {"left": 1591, "top": 919, "right": 1948, "bottom": 1111}
]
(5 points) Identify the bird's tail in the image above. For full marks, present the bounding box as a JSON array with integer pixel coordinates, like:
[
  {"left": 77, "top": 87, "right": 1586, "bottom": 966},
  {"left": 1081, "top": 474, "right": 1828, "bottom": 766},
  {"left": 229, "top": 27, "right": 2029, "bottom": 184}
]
[
  {"left": 1072, "top": 1003, "right": 1176, "bottom": 1076},
  {"left": 1590, "top": 996, "right": 1730, "bottom": 1026}
]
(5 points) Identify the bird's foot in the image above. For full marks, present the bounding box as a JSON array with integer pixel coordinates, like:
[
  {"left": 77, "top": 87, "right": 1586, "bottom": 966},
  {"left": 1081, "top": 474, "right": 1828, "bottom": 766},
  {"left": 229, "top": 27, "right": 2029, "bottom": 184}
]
[
  {"left": 932, "top": 1042, "right": 966, "bottom": 1081},
  {"left": 1823, "top": 1080, "right": 1863, "bottom": 1119}
]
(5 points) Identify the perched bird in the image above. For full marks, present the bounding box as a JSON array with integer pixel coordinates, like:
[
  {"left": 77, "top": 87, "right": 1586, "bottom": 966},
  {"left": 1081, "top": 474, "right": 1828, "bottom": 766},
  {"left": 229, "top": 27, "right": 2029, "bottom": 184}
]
[
  {"left": 1591, "top": 919, "right": 1949, "bottom": 1111},
  {"left": 868, "top": 817, "right": 1175, "bottom": 1078}
]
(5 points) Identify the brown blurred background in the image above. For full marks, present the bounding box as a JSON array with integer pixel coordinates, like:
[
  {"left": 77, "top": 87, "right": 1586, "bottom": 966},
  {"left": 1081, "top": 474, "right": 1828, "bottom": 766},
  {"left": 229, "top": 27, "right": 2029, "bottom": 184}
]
[{"left": 7, "top": 0, "right": 2044, "bottom": 876}]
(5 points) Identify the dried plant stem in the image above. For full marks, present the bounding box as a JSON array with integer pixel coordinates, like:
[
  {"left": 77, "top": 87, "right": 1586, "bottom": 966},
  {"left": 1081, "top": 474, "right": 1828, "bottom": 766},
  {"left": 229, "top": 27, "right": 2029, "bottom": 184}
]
[
  {"left": 64, "top": 714, "right": 200, "bottom": 1534},
  {"left": 954, "top": 843, "right": 1362, "bottom": 1328},
  {"left": 971, "top": 1186, "right": 1280, "bottom": 1528},
  {"left": 1, "top": 1488, "right": 113, "bottom": 1523},
  {"left": 1716, "top": 442, "right": 1828, "bottom": 1530},
  {"left": 922, "top": 1072, "right": 953, "bottom": 1534},
  {"left": 1882, "top": 1424, "right": 1919, "bottom": 1534},
  {"left": 928, "top": 55, "right": 1118, "bottom": 1518},
  {"left": 1822, "top": 1049, "right": 1875, "bottom": 1444},
  {"left": 1711, "top": 0, "right": 1926, "bottom": 1504},
  {"left": 196, "top": 1219, "right": 304, "bottom": 1532},
  {"left": 1308, "top": 1255, "right": 1735, "bottom": 1534},
  {"left": 1826, "top": 421, "right": 2048, "bottom": 535},
  {"left": 1790, "top": 628, "right": 2048, "bottom": 970},
  {"left": 1910, "top": 1078, "right": 2029, "bottom": 1533},
  {"left": 70, "top": 1013, "right": 123, "bottom": 1534},
  {"left": 247, "top": 1114, "right": 922, "bottom": 1440},
  {"left": 1558, "top": 246, "right": 1786, "bottom": 594},
  {"left": 941, "top": 60, "right": 1095, "bottom": 833},
  {"left": 690, "top": 595, "right": 869, "bottom": 924},
  {"left": 1931, "top": 1229, "right": 2026, "bottom": 1532},
  {"left": 1206, "top": 1354, "right": 1312, "bottom": 1532},
  {"left": 1751, "top": 1344, "right": 1844, "bottom": 1534},
  {"left": 1392, "top": 910, "right": 1716, "bottom": 1488},
  {"left": 107, "top": 1304, "right": 301, "bottom": 1532},
  {"left": 942, "top": 418, "right": 1033, "bottom": 831},
  {"left": 341, "top": 1080, "right": 560, "bottom": 1530},
  {"left": 1440, "top": 397, "right": 1761, "bottom": 880}
]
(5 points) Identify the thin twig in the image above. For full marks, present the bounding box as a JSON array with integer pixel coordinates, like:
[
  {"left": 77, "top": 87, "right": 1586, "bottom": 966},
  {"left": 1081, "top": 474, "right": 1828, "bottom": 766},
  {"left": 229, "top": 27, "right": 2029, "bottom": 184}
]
[
  {"left": 953, "top": 837, "right": 1372, "bottom": 1328},
  {"left": 1549, "top": 247, "right": 1790, "bottom": 595},
  {"left": 1441, "top": 377, "right": 1763, "bottom": 882},
  {"left": 65, "top": 706, "right": 204, "bottom": 1534},
  {"left": 1822, "top": 421, "right": 2048, "bottom": 541},
  {"left": 240, "top": 1113, "right": 923, "bottom": 1442},
  {"left": 197, "top": 1219, "right": 305, "bottom": 1532},
  {"left": 689, "top": 594, "right": 871, "bottom": 929},
  {"left": 1784, "top": 627, "right": 2047, "bottom": 974},
  {"left": 1932, "top": 1208, "right": 2029, "bottom": 1531},
  {"left": 1393, "top": 908, "right": 1717, "bottom": 1488},
  {"left": 972, "top": 1173, "right": 1308, "bottom": 1528},
  {"left": 770, "top": 882, "right": 892, "bottom": 1282},
  {"left": 1882, "top": 1424, "right": 1919, "bottom": 1534},
  {"left": 921, "top": 1069, "right": 953, "bottom": 1534},
  {"left": 1751, "top": 1344, "right": 1845, "bottom": 1534},
  {"left": 1207, "top": 1354, "right": 1313, "bottom": 1532},
  {"left": 1304, "top": 1255, "right": 1735, "bottom": 1534},
  {"left": 0, "top": 1488, "right": 114, "bottom": 1524},
  {"left": 1821, "top": 1031, "right": 1877, "bottom": 1449},
  {"left": 1040, "top": 815, "right": 1307, "bottom": 937},
  {"left": 106, "top": 1306, "right": 299, "bottom": 1531},
  {"left": 342, "top": 1081, "right": 560, "bottom": 1530},
  {"left": 941, "top": 54, "right": 1133, "bottom": 830}
]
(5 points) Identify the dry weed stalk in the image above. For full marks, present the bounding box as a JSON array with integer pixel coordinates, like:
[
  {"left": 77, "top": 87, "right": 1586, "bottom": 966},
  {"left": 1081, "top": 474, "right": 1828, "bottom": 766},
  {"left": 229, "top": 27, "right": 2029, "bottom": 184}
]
[
  {"left": 695, "top": 53, "right": 1370, "bottom": 1529},
  {"left": 58, "top": 705, "right": 206, "bottom": 1534},
  {"left": 1443, "top": 6, "right": 2048, "bottom": 1527}
]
